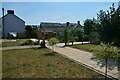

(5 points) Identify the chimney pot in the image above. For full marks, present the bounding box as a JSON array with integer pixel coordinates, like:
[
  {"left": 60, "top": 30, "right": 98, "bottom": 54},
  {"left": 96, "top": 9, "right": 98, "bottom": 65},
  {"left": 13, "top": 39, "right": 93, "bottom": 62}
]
[
  {"left": 66, "top": 22, "right": 69, "bottom": 27},
  {"left": 78, "top": 21, "right": 80, "bottom": 25},
  {"left": 7, "top": 10, "right": 14, "bottom": 14}
]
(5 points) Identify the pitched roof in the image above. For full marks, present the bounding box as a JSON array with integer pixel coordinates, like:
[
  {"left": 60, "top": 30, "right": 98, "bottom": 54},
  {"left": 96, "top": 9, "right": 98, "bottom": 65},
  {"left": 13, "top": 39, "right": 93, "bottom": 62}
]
[
  {"left": 13, "top": 14, "right": 25, "bottom": 23},
  {"left": 40, "top": 22, "right": 64, "bottom": 28},
  {"left": 40, "top": 22, "right": 83, "bottom": 32},
  {"left": 1, "top": 13, "right": 25, "bottom": 23},
  {"left": 40, "top": 22, "right": 65, "bottom": 31}
]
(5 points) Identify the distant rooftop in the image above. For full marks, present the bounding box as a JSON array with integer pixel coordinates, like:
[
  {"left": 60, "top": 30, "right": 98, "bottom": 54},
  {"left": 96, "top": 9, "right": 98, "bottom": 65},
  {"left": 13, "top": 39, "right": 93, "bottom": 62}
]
[{"left": 40, "top": 21, "right": 83, "bottom": 31}]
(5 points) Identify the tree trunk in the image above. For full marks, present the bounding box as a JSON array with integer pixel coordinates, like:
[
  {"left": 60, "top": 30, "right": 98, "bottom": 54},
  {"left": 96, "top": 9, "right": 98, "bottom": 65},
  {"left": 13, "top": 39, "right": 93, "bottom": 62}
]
[
  {"left": 105, "top": 58, "right": 108, "bottom": 80},
  {"left": 52, "top": 45, "right": 54, "bottom": 51},
  {"left": 65, "top": 42, "right": 67, "bottom": 46},
  {"left": 56, "top": 31, "right": 59, "bottom": 39},
  {"left": 72, "top": 41, "right": 73, "bottom": 46},
  {"left": 38, "top": 38, "right": 40, "bottom": 44},
  {"left": 43, "top": 29, "right": 46, "bottom": 47},
  {"left": 82, "top": 36, "right": 83, "bottom": 44}
]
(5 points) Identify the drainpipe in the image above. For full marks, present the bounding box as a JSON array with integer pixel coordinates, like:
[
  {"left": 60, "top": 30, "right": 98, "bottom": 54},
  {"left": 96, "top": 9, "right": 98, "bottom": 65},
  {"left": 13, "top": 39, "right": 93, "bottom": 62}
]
[{"left": 2, "top": 8, "right": 4, "bottom": 39}]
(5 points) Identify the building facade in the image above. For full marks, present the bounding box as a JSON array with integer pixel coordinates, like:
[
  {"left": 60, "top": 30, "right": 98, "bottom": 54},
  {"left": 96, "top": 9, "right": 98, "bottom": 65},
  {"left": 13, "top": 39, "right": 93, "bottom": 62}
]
[
  {"left": 39, "top": 21, "right": 83, "bottom": 39},
  {"left": 0, "top": 10, "right": 25, "bottom": 38}
]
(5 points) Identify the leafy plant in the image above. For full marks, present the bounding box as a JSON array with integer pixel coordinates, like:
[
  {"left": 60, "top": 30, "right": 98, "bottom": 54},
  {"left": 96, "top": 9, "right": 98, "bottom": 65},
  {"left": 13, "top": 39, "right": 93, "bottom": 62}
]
[
  {"left": 89, "top": 32, "right": 100, "bottom": 44},
  {"left": 48, "top": 37, "right": 59, "bottom": 50},
  {"left": 92, "top": 43, "right": 120, "bottom": 80},
  {"left": 24, "top": 40, "right": 34, "bottom": 45}
]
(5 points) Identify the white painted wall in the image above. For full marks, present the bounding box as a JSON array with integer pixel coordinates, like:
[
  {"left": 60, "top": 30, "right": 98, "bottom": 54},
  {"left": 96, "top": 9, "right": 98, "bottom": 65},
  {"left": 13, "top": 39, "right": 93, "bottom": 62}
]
[{"left": 2, "top": 14, "right": 25, "bottom": 38}]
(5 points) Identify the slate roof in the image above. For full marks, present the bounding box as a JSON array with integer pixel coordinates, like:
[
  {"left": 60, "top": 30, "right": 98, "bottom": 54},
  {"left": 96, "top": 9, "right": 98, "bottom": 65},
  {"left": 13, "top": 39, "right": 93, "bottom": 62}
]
[
  {"left": 40, "top": 22, "right": 82, "bottom": 31},
  {"left": 40, "top": 22, "right": 65, "bottom": 31},
  {"left": 1, "top": 14, "right": 25, "bottom": 23}
]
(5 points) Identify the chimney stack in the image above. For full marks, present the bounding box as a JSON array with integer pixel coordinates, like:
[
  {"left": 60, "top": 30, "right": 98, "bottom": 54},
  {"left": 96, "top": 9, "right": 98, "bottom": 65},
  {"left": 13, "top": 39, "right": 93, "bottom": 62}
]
[
  {"left": 7, "top": 10, "right": 14, "bottom": 14},
  {"left": 66, "top": 22, "right": 69, "bottom": 27},
  {"left": 78, "top": 21, "right": 80, "bottom": 25}
]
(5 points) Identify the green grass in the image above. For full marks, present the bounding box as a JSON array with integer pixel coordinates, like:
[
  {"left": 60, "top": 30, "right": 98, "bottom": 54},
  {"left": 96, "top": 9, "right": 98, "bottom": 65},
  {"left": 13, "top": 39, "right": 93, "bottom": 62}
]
[
  {"left": 2, "top": 39, "right": 28, "bottom": 47},
  {"left": 2, "top": 48, "right": 103, "bottom": 78},
  {"left": 70, "top": 43, "right": 98, "bottom": 52}
]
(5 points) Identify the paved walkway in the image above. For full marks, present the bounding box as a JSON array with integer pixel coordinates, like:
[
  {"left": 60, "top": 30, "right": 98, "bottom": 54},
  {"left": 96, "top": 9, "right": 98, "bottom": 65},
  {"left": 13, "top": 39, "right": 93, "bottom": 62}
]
[
  {"left": 46, "top": 43, "right": 118, "bottom": 79},
  {"left": 1, "top": 45, "right": 40, "bottom": 51},
  {"left": 1, "top": 41, "right": 89, "bottom": 51}
]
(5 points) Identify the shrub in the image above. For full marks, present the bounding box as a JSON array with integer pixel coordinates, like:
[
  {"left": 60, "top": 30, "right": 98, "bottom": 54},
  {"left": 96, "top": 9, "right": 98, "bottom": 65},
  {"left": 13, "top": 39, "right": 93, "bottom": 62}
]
[
  {"left": 48, "top": 38, "right": 59, "bottom": 46},
  {"left": 24, "top": 40, "right": 34, "bottom": 45},
  {"left": 92, "top": 43, "right": 120, "bottom": 61},
  {"left": 8, "top": 34, "right": 15, "bottom": 39},
  {"left": 17, "top": 32, "right": 26, "bottom": 39},
  {"left": 89, "top": 32, "right": 100, "bottom": 44},
  {"left": 34, "top": 41, "right": 39, "bottom": 45},
  {"left": 48, "top": 37, "right": 59, "bottom": 50}
]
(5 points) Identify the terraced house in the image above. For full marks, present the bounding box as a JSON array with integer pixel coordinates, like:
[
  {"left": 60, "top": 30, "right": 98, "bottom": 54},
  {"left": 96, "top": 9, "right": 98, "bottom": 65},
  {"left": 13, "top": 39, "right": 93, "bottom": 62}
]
[{"left": 39, "top": 21, "right": 83, "bottom": 39}]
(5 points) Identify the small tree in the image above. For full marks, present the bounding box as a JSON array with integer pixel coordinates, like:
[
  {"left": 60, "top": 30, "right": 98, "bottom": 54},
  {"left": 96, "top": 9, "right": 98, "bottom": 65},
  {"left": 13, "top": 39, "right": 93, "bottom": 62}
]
[
  {"left": 64, "top": 22, "right": 70, "bottom": 46},
  {"left": 48, "top": 37, "right": 59, "bottom": 50},
  {"left": 81, "top": 28, "right": 84, "bottom": 44},
  {"left": 69, "top": 29, "right": 78, "bottom": 46},
  {"left": 64, "top": 29, "right": 70, "bottom": 46},
  {"left": 40, "top": 28, "right": 46, "bottom": 48},
  {"left": 89, "top": 32, "right": 100, "bottom": 44},
  {"left": 92, "top": 43, "right": 120, "bottom": 80},
  {"left": 25, "top": 25, "right": 34, "bottom": 38},
  {"left": 72, "top": 36, "right": 78, "bottom": 46},
  {"left": 37, "top": 28, "right": 42, "bottom": 44}
]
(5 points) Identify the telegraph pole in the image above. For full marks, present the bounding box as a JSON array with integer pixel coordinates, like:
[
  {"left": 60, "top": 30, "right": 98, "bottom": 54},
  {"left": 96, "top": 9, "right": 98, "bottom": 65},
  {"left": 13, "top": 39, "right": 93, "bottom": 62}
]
[{"left": 2, "top": 8, "right": 4, "bottom": 39}]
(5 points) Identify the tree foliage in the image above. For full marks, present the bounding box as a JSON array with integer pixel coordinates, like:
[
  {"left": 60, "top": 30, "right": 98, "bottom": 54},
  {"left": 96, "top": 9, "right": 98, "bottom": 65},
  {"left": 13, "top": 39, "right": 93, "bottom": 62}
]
[
  {"left": 64, "top": 28, "right": 70, "bottom": 46},
  {"left": 48, "top": 37, "right": 59, "bottom": 50},
  {"left": 89, "top": 32, "right": 100, "bottom": 44},
  {"left": 84, "top": 3, "right": 120, "bottom": 46},
  {"left": 92, "top": 43, "right": 120, "bottom": 79},
  {"left": 93, "top": 43, "right": 120, "bottom": 61},
  {"left": 97, "top": 3, "right": 120, "bottom": 46},
  {"left": 25, "top": 25, "right": 37, "bottom": 38},
  {"left": 84, "top": 19, "right": 95, "bottom": 36},
  {"left": 84, "top": 19, "right": 100, "bottom": 44},
  {"left": 69, "top": 29, "right": 78, "bottom": 45}
]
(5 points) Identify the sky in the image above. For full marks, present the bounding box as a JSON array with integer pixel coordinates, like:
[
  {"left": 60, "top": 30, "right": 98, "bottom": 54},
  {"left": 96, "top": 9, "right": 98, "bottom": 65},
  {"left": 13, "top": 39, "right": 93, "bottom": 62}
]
[{"left": 2, "top": 2, "right": 119, "bottom": 25}]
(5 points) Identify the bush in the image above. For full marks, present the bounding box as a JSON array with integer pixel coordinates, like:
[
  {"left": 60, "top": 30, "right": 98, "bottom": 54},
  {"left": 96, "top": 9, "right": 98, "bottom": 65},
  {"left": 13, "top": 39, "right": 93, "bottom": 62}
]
[
  {"left": 19, "top": 40, "right": 39, "bottom": 46},
  {"left": 48, "top": 37, "right": 59, "bottom": 50},
  {"left": 89, "top": 32, "right": 100, "bottom": 44},
  {"left": 48, "top": 38, "right": 59, "bottom": 46},
  {"left": 92, "top": 43, "right": 120, "bottom": 62},
  {"left": 24, "top": 40, "right": 34, "bottom": 45},
  {"left": 8, "top": 34, "right": 16, "bottom": 39},
  {"left": 17, "top": 32, "right": 26, "bottom": 39},
  {"left": 34, "top": 41, "right": 39, "bottom": 45}
]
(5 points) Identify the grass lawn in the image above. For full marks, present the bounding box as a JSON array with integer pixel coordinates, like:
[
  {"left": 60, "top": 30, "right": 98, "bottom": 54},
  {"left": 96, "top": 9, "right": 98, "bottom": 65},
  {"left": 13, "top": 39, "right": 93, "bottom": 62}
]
[
  {"left": 2, "top": 48, "right": 103, "bottom": 78},
  {"left": 2, "top": 39, "right": 28, "bottom": 47},
  {"left": 70, "top": 43, "right": 98, "bottom": 52}
]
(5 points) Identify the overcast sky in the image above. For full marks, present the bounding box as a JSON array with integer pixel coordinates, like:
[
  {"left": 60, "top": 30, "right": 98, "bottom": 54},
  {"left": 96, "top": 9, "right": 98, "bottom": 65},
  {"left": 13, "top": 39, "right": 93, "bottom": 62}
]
[{"left": 2, "top": 2, "right": 118, "bottom": 25}]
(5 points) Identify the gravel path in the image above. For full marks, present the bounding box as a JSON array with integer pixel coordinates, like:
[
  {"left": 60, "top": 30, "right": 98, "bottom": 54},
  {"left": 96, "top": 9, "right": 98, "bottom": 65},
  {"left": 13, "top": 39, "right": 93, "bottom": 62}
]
[{"left": 1, "top": 45, "right": 40, "bottom": 51}]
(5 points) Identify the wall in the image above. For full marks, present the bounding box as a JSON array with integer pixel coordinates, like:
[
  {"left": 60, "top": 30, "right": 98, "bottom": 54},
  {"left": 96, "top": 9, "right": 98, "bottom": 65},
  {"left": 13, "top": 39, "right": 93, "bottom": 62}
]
[{"left": 4, "top": 14, "right": 25, "bottom": 38}]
